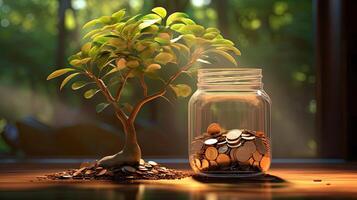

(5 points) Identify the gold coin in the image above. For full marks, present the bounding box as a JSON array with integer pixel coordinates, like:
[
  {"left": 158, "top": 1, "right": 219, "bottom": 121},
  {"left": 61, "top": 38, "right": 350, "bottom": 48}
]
[
  {"left": 253, "top": 151, "right": 263, "bottom": 161},
  {"left": 205, "top": 146, "right": 219, "bottom": 161},
  {"left": 260, "top": 156, "right": 271, "bottom": 172},
  {"left": 255, "top": 131, "right": 265, "bottom": 138},
  {"left": 194, "top": 158, "right": 201, "bottom": 169},
  {"left": 255, "top": 138, "right": 267, "bottom": 154},
  {"left": 235, "top": 146, "right": 252, "bottom": 162},
  {"left": 201, "top": 159, "right": 210, "bottom": 169},
  {"left": 209, "top": 160, "right": 218, "bottom": 168},
  {"left": 207, "top": 123, "right": 221, "bottom": 135},
  {"left": 216, "top": 153, "right": 231, "bottom": 166},
  {"left": 253, "top": 160, "right": 260, "bottom": 167},
  {"left": 248, "top": 157, "right": 254, "bottom": 165}
]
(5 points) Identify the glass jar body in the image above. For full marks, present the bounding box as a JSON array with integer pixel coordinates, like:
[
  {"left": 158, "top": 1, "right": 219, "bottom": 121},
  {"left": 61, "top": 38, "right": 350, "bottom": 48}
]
[{"left": 188, "top": 69, "right": 271, "bottom": 177}]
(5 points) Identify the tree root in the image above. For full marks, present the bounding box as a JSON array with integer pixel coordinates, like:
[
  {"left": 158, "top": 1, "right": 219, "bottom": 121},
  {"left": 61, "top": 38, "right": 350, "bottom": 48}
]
[{"left": 97, "top": 144, "right": 141, "bottom": 169}]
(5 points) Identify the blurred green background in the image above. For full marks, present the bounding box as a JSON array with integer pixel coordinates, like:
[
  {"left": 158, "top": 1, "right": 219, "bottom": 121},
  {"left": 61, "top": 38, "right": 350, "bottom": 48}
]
[{"left": 0, "top": 0, "right": 314, "bottom": 158}]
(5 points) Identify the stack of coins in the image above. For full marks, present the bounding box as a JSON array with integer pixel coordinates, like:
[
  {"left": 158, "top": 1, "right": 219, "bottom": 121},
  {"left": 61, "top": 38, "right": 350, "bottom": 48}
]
[{"left": 190, "top": 123, "right": 271, "bottom": 174}]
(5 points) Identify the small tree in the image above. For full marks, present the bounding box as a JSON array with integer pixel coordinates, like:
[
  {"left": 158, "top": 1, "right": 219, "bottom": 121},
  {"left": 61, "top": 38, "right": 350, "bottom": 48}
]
[{"left": 47, "top": 7, "right": 240, "bottom": 168}]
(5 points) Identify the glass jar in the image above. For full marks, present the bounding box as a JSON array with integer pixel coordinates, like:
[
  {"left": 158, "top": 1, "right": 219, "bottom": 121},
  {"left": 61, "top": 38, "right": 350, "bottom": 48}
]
[{"left": 188, "top": 68, "right": 271, "bottom": 177}]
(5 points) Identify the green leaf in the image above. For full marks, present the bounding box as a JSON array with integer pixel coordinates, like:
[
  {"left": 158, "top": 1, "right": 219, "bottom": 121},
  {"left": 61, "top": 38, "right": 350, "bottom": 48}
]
[
  {"left": 83, "top": 19, "right": 99, "bottom": 29},
  {"left": 171, "top": 43, "right": 190, "bottom": 58},
  {"left": 170, "top": 84, "right": 192, "bottom": 97},
  {"left": 205, "top": 49, "right": 237, "bottom": 66},
  {"left": 142, "top": 13, "right": 161, "bottom": 20},
  {"left": 96, "top": 103, "right": 110, "bottom": 113},
  {"left": 81, "top": 42, "right": 91, "bottom": 54},
  {"left": 102, "top": 67, "right": 119, "bottom": 78},
  {"left": 170, "top": 23, "right": 185, "bottom": 31},
  {"left": 154, "top": 37, "right": 170, "bottom": 45},
  {"left": 71, "top": 81, "right": 89, "bottom": 90},
  {"left": 139, "top": 18, "right": 161, "bottom": 30},
  {"left": 206, "top": 27, "right": 220, "bottom": 33},
  {"left": 166, "top": 12, "right": 189, "bottom": 26},
  {"left": 179, "top": 25, "right": 205, "bottom": 36},
  {"left": 60, "top": 73, "right": 80, "bottom": 90},
  {"left": 152, "top": 7, "right": 167, "bottom": 18},
  {"left": 84, "top": 89, "right": 100, "bottom": 99},
  {"left": 112, "top": 9, "right": 126, "bottom": 20},
  {"left": 181, "top": 18, "right": 196, "bottom": 25},
  {"left": 154, "top": 52, "right": 173, "bottom": 65},
  {"left": 216, "top": 46, "right": 241, "bottom": 56},
  {"left": 70, "top": 57, "right": 91, "bottom": 67},
  {"left": 99, "top": 16, "right": 112, "bottom": 24},
  {"left": 212, "top": 39, "right": 235, "bottom": 46},
  {"left": 47, "top": 68, "right": 76, "bottom": 80},
  {"left": 83, "top": 29, "right": 101, "bottom": 39}
]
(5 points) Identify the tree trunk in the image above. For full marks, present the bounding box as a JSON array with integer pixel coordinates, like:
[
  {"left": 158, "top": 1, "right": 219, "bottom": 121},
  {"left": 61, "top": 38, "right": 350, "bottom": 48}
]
[{"left": 97, "top": 120, "right": 142, "bottom": 168}]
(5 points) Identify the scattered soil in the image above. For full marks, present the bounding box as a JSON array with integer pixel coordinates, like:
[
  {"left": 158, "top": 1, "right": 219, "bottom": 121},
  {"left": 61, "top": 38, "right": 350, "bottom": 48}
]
[{"left": 40, "top": 159, "right": 192, "bottom": 182}]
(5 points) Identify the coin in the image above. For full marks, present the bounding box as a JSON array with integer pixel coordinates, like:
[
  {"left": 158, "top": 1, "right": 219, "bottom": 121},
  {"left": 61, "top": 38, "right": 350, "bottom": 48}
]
[
  {"left": 205, "top": 146, "right": 219, "bottom": 161},
  {"left": 207, "top": 123, "right": 221, "bottom": 135},
  {"left": 139, "top": 159, "right": 145, "bottom": 165},
  {"left": 96, "top": 168, "right": 107, "bottom": 176},
  {"left": 227, "top": 141, "right": 242, "bottom": 148},
  {"left": 242, "top": 135, "right": 256, "bottom": 140},
  {"left": 244, "top": 141, "right": 257, "bottom": 154},
  {"left": 216, "top": 154, "right": 231, "bottom": 166},
  {"left": 226, "top": 129, "right": 242, "bottom": 141},
  {"left": 255, "top": 131, "right": 265, "bottom": 138},
  {"left": 260, "top": 156, "right": 271, "bottom": 172},
  {"left": 218, "top": 145, "right": 229, "bottom": 154},
  {"left": 194, "top": 158, "right": 201, "bottom": 169},
  {"left": 122, "top": 166, "right": 137, "bottom": 173},
  {"left": 255, "top": 138, "right": 267, "bottom": 154},
  {"left": 209, "top": 160, "right": 218, "bottom": 168},
  {"left": 230, "top": 148, "right": 237, "bottom": 161},
  {"left": 253, "top": 151, "right": 263, "bottom": 161},
  {"left": 138, "top": 166, "right": 149, "bottom": 171},
  {"left": 217, "top": 140, "right": 227, "bottom": 145},
  {"left": 148, "top": 161, "right": 158, "bottom": 166},
  {"left": 204, "top": 138, "right": 218, "bottom": 145},
  {"left": 248, "top": 157, "right": 254, "bottom": 165},
  {"left": 201, "top": 159, "right": 210, "bottom": 169},
  {"left": 235, "top": 146, "right": 252, "bottom": 162}
]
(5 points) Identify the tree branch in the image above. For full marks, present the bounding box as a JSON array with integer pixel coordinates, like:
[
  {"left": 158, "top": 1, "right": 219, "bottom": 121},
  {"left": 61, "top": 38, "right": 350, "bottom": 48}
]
[
  {"left": 139, "top": 74, "right": 148, "bottom": 97},
  {"left": 128, "top": 49, "right": 203, "bottom": 123},
  {"left": 115, "top": 69, "right": 132, "bottom": 102},
  {"left": 85, "top": 71, "right": 128, "bottom": 123}
]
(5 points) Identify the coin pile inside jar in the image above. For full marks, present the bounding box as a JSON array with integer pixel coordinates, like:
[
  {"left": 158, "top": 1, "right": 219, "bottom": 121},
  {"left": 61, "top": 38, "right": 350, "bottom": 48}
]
[{"left": 190, "top": 123, "right": 271, "bottom": 174}]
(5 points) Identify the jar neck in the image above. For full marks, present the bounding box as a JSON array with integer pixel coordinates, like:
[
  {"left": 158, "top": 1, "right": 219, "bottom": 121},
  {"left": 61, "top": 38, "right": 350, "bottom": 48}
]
[{"left": 197, "top": 68, "right": 263, "bottom": 91}]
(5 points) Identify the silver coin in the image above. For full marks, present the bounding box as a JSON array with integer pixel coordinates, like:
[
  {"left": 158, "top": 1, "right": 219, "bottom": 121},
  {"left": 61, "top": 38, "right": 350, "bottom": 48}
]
[
  {"left": 148, "top": 161, "right": 158, "bottom": 166},
  {"left": 204, "top": 138, "right": 218, "bottom": 145},
  {"left": 242, "top": 133, "right": 252, "bottom": 137},
  {"left": 218, "top": 145, "right": 229, "bottom": 154},
  {"left": 226, "top": 129, "right": 242, "bottom": 141},
  {"left": 242, "top": 136, "right": 256, "bottom": 140},
  {"left": 227, "top": 142, "right": 242, "bottom": 148},
  {"left": 217, "top": 140, "right": 227, "bottom": 145}
]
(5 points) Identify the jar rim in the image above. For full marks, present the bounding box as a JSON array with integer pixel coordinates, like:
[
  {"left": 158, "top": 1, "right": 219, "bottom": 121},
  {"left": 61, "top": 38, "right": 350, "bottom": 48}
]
[{"left": 197, "top": 67, "right": 263, "bottom": 90}]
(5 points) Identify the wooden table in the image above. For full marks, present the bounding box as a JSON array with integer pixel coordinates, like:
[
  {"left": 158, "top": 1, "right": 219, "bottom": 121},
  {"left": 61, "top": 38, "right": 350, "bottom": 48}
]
[{"left": 1, "top": 160, "right": 357, "bottom": 199}]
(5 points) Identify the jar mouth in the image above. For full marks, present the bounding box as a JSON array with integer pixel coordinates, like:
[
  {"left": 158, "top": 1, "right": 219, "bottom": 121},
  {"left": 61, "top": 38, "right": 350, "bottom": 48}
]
[{"left": 197, "top": 67, "right": 263, "bottom": 90}]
